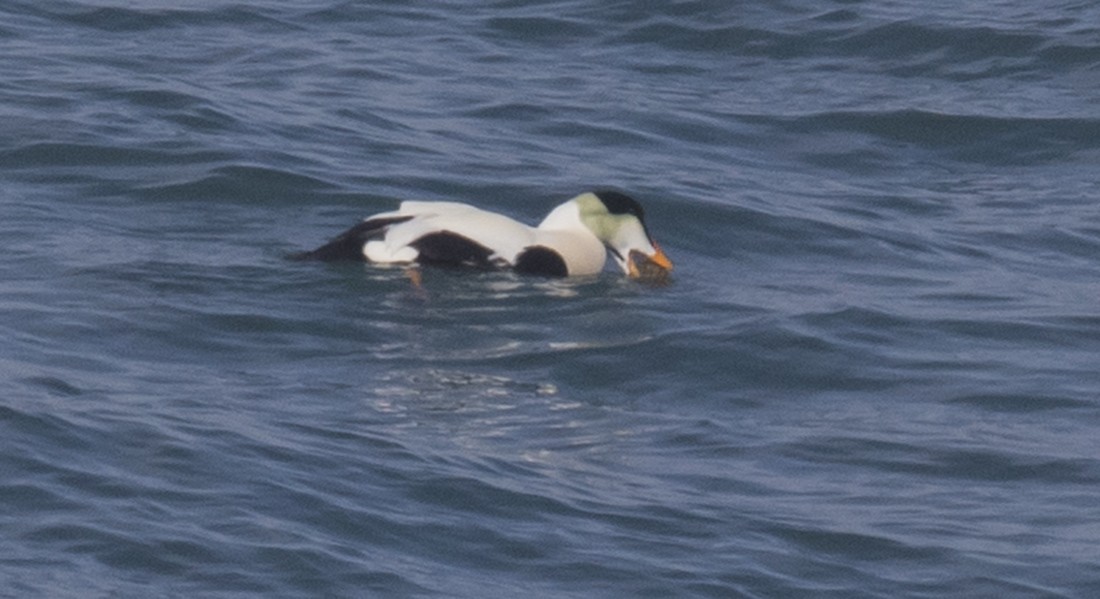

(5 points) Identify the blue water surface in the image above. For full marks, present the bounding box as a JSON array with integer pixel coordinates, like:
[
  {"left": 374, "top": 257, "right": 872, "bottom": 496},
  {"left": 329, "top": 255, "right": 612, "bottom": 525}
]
[{"left": 3, "top": 1, "right": 1100, "bottom": 597}]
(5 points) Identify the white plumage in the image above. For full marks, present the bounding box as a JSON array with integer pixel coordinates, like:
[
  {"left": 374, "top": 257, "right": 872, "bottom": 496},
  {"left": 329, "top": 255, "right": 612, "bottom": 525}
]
[{"left": 362, "top": 201, "right": 537, "bottom": 266}]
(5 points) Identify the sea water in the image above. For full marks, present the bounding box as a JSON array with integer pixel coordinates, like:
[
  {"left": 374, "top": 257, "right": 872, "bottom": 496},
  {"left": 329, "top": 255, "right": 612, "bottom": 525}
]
[{"left": 3, "top": 1, "right": 1099, "bottom": 597}]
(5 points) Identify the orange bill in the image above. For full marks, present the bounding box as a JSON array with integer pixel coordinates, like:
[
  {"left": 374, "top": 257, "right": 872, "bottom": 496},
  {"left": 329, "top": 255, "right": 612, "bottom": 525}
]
[{"left": 648, "top": 242, "right": 673, "bottom": 271}]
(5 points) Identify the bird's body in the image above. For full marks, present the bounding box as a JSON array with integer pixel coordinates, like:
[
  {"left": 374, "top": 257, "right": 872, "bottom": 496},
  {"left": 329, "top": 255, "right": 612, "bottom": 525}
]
[{"left": 293, "top": 191, "right": 672, "bottom": 279}]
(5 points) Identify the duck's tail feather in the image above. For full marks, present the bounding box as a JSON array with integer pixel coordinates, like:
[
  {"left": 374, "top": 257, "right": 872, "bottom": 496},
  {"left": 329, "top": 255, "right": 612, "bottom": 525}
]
[{"left": 288, "top": 216, "right": 413, "bottom": 261}]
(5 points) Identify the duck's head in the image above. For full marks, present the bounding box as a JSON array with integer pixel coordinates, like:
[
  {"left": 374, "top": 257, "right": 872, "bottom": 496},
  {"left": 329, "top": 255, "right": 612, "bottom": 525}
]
[{"left": 574, "top": 191, "right": 673, "bottom": 279}]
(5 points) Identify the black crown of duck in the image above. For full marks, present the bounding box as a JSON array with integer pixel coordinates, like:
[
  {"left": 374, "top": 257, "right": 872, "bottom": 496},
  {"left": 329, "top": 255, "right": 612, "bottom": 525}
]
[{"left": 294, "top": 191, "right": 673, "bottom": 279}]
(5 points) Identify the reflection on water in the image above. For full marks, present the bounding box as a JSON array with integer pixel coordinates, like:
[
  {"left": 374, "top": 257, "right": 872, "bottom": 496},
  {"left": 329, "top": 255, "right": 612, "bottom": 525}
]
[{"left": 372, "top": 369, "right": 559, "bottom": 410}]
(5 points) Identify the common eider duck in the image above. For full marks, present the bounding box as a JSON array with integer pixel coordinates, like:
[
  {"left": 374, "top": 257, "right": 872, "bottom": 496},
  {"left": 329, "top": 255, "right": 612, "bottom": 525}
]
[{"left": 293, "top": 191, "right": 673, "bottom": 278}]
